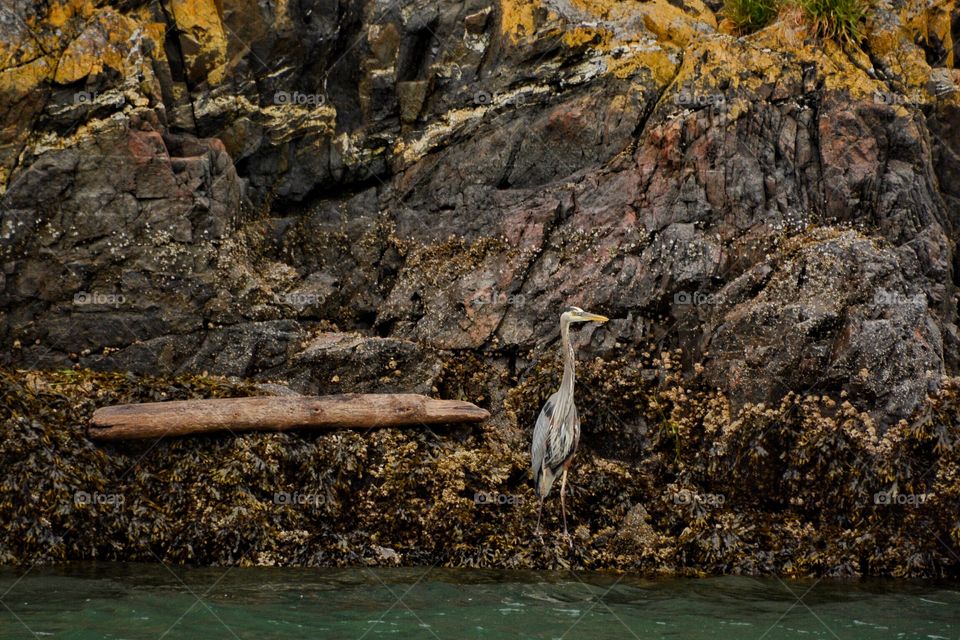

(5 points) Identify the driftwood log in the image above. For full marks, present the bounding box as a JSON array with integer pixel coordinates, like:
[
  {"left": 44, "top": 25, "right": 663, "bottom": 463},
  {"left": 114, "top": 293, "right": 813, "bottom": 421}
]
[{"left": 88, "top": 394, "right": 490, "bottom": 440}]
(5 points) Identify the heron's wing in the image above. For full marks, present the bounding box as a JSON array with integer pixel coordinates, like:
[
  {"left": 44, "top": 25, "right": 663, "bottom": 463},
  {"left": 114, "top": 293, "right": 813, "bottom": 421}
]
[
  {"left": 531, "top": 391, "right": 562, "bottom": 474},
  {"left": 571, "top": 403, "right": 579, "bottom": 443}
]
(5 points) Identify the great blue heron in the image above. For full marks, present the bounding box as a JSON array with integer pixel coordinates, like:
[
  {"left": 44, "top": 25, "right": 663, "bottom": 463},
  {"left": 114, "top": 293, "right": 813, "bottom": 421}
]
[{"left": 531, "top": 306, "right": 609, "bottom": 540}]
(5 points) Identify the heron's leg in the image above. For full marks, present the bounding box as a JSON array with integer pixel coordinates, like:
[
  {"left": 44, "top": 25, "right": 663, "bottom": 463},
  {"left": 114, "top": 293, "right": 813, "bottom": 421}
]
[
  {"left": 560, "top": 468, "right": 569, "bottom": 537},
  {"left": 535, "top": 498, "right": 544, "bottom": 538}
]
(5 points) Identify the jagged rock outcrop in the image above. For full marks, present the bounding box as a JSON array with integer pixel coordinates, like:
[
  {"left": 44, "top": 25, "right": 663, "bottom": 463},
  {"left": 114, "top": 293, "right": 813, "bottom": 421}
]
[{"left": 2, "top": 0, "right": 960, "bottom": 424}]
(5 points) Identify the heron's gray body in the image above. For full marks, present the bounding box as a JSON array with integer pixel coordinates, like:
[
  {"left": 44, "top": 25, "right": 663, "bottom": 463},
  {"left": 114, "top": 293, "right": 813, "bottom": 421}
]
[
  {"left": 531, "top": 391, "right": 579, "bottom": 498},
  {"left": 529, "top": 306, "right": 607, "bottom": 538}
]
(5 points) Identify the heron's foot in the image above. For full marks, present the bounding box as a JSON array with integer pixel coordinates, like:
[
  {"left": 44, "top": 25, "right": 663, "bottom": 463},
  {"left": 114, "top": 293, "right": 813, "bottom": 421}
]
[{"left": 561, "top": 530, "right": 573, "bottom": 550}]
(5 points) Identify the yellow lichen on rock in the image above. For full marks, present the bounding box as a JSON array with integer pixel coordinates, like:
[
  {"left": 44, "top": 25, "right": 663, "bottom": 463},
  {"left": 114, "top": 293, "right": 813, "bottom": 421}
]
[
  {"left": 1, "top": 0, "right": 167, "bottom": 88},
  {"left": 0, "top": 57, "right": 53, "bottom": 95},
  {"left": 561, "top": 25, "right": 613, "bottom": 49},
  {"left": 857, "top": 0, "right": 959, "bottom": 106},
  {"left": 53, "top": 9, "right": 134, "bottom": 84},
  {"left": 552, "top": 0, "right": 717, "bottom": 84},
  {"left": 499, "top": 0, "right": 538, "bottom": 42},
  {"left": 814, "top": 39, "right": 884, "bottom": 98},
  {"left": 2, "top": 4, "right": 61, "bottom": 68},
  {"left": 608, "top": 47, "right": 677, "bottom": 85},
  {"left": 169, "top": 0, "right": 230, "bottom": 86},
  {"left": 572, "top": 0, "right": 718, "bottom": 43},
  {"left": 671, "top": 36, "right": 787, "bottom": 98},
  {"left": 44, "top": 0, "right": 94, "bottom": 29},
  {"left": 639, "top": 0, "right": 717, "bottom": 46},
  {"left": 903, "top": 0, "right": 955, "bottom": 68}
]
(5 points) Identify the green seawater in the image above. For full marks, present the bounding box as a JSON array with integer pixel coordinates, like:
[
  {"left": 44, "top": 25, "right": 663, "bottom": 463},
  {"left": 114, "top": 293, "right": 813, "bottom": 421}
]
[{"left": 1, "top": 564, "right": 958, "bottom": 639}]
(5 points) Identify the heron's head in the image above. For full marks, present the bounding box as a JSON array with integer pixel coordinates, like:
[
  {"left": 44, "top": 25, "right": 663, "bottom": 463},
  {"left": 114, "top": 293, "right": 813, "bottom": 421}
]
[{"left": 561, "top": 305, "right": 609, "bottom": 327}]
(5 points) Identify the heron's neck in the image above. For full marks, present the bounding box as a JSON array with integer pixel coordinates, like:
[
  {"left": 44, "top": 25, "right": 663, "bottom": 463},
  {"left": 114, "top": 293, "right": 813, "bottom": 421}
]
[{"left": 560, "top": 321, "right": 576, "bottom": 399}]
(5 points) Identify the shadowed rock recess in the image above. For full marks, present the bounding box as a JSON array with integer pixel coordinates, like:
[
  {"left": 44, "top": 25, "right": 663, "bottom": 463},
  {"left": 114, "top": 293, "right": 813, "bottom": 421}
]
[{"left": 2, "top": 0, "right": 960, "bottom": 575}]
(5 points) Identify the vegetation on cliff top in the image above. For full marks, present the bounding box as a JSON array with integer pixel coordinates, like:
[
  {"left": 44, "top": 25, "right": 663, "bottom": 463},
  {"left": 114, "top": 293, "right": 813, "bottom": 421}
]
[{"left": 724, "top": 0, "right": 869, "bottom": 41}]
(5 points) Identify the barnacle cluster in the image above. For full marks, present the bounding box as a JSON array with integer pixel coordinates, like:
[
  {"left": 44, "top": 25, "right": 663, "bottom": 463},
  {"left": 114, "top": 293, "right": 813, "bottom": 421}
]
[{"left": 1, "top": 361, "right": 958, "bottom": 577}]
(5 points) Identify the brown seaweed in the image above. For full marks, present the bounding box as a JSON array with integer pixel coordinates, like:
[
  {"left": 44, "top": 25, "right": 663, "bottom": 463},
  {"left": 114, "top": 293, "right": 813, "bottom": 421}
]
[{"left": 1, "top": 361, "right": 958, "bottom": 577}]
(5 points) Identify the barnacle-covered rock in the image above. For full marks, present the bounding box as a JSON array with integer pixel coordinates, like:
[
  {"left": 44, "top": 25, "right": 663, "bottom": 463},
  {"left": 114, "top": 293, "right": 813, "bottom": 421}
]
[{"left": 2, "top": 363, "right": 959, "bottom": 577}]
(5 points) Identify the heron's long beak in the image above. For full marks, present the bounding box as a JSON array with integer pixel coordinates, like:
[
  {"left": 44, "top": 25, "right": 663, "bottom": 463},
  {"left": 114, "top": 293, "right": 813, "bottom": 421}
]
[{"left": 579, "top": 312, "right": 609, "bottom": 324}]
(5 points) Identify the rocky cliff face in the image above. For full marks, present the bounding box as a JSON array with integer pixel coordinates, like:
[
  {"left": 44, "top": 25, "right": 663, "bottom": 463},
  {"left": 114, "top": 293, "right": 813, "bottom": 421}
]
[
  {"left": 2, "top": 0, "right": 960, "bottom": 422},
  {"left": 4, "top": 0, "right": 960, "bottom": 576}
]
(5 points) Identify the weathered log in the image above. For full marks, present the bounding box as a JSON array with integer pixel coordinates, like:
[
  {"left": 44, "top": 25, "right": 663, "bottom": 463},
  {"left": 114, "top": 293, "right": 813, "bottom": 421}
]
[{"left": 88, "top": 394, "right": 490, "bottom": 440}]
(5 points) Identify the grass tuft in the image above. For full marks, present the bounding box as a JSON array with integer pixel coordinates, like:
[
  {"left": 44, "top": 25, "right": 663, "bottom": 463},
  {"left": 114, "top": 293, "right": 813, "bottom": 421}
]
[
  {"left": 723, "top": 0, "right": 868, "bottom": 42},
  {"left": 797, "top": 0, "right": 868, "bottom": 42},
  {"left": 723, "top": 0, "right": 781, "bottom": 33}
]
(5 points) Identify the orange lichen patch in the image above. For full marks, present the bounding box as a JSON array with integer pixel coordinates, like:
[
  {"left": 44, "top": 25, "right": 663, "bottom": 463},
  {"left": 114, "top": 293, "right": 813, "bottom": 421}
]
[
  {"left": 571, "top": 0, "right": 716, "bottom": 26},
  {"left": 54, "top": 9, "right": 134, "bottom": 84},
  {"left": 568, "top": 0, "right": 617, "bottom": 17},
  {"left": 866, "top": 25, "right": 903, "bottom": 58},
  {"left": 45, "top": 1, "right": 72, "bottom": 28},
  {"left": 863, "top": 27, "right": 937, "bottom": 98},
  {"left": 44, "top": 0, "right": 94, "bottom": 29},
  {"left": 670, "top": 36, "right": 783, "bottom": 96},
  {"left": 640, "top": 0, "right": 717, "bottom": 46},
  {"left": 0, "top": 57, "right": 53, "bottom": 95},
  {"left": 576, "top": 0, "right": 718, "bottom": 41},
  {"left": 142, "top": 21, "right": 172, "bottom": 61},
  {"left": 657, "top": 31, "right": 912, "bottom": 121},
  {"left": 562, "top": 25, "right": 613, "bottom": 48},
  {"left": 701, "top": 25, "right": 884, "bottom": 100},
  {"left": 499, "top": 0, "right": 539, "bottom": 43},
  {"left": 501, "top": 0, "right": 715, "bottom": 84},
  {"left": 169, "top": 0, "right": 230, "bottom": 85},
  {"left": 22, "top": 0, "right": 93, "bottom": 55},
  {"left": 904, "top": 0, "right": 955, "bottom": 68},
  {"left": 858, "top": 0, "right": 958, "bottom": 100},
  {"left": 567, "top": 0, "right": 716, "bottom": 82},
  {"left": 812, "top": 43, "right": 909, "bottom": 100},
  {"left": 1, "top": 0, "right": 167, "bottom": 87},
  {"left": 607, "top": 47, "right": 680, "bottom": 85}
]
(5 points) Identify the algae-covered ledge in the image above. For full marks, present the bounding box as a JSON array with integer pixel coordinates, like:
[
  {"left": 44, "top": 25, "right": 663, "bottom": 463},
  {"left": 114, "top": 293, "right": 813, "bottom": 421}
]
[
  {"left": 2, "top": 357, "right": 958, "bottom": 578},
  {"left": 3, "top": 0, "right": 960, "bottom": 583}
]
